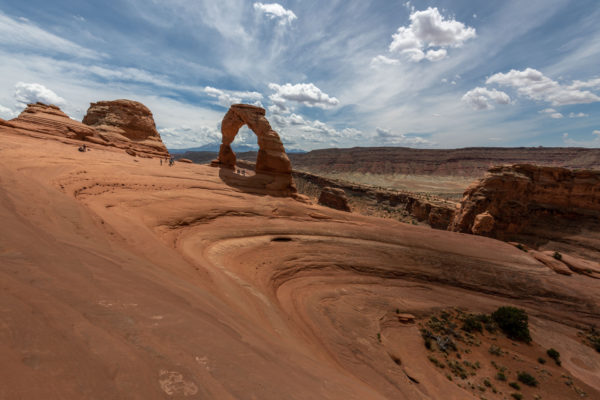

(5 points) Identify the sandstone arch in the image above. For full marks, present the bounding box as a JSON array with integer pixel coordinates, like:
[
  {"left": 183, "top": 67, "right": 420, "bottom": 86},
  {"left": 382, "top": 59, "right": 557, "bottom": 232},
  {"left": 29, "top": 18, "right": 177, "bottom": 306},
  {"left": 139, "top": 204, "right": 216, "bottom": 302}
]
[{"left": 212, "top": 104, "right": 296, "bottom": 195}]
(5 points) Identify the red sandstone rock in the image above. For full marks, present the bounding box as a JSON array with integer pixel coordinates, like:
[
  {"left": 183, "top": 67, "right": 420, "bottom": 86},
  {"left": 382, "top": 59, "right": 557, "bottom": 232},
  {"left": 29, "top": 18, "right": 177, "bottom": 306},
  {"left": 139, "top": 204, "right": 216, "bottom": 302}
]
[
  {"left": 177, "top": 158, "right": 193, "bottom": 163},
  {"left": 213, "top": 104, "right": 296, "bottom": 196},
  {"left": 451, "top": 164, "right": 600, "bottom": 233},
  {"left": 82, "top": 99, "right": 169, "bottom": 158},
  {"left": 9, "top": 102, "right": 96, "bottom": 140},
  {"left": 551, "top": 252, "right": 600, "bottom": 279},
  {"left": 472, "top": 211, "right": 495, "bottom": 235},
  {"left": 530, "top": 250, "right": 573, "bottom": 276},
  {"left": 318, "top": 187, "right": 351, "bottom": 211}
]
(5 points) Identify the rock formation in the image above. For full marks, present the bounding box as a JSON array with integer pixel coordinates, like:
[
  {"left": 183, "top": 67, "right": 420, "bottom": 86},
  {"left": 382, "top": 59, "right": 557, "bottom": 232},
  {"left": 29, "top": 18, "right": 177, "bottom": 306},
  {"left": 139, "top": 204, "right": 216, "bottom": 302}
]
[
  {"left": 82, "top": 99, "right": 169, "bottom": 158},
  {"left": 450, "top": 164, "right": 600, "bottom": 259},
  {"left": 8, "top": 102, "right": 97, "bottom": 140},
  {"left": 318, "top": 187, "right": 351, "bottom": 211},
  {"left": 212, "top": 104, "right": 296, "bottom": 195}
]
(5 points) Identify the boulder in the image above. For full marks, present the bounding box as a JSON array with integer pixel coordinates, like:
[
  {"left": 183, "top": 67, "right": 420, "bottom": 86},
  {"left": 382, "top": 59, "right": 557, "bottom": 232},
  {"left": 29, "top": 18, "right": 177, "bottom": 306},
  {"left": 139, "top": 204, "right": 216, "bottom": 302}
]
[
  {"left": 82, "top": 99, "right": 169, "bottom": 158},
  {"left": 471, "top": 211, "right": 495, "bottom": 235},
  {"left": 318, "top": 187, "right": 351, "bottom": 212}
]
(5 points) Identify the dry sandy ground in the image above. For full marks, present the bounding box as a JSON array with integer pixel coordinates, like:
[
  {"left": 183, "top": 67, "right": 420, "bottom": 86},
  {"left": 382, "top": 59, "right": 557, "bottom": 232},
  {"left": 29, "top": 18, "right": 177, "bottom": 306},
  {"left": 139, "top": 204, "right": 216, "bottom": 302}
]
[{"left": 1, "top": 129, "right": 599, "bottom": 399}]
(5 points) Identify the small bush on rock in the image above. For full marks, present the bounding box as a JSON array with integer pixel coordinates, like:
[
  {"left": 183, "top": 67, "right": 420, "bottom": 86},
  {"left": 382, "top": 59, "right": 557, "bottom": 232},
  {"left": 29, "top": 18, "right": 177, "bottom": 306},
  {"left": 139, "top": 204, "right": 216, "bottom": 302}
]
[
  {"left": 547, "top": 348, "right": 561, "bottom": 365},
  {"left": 491, "top": 307, "right": 532, "bottom": 343},
  {"left": 517, "top": 372, "right": 538, "bottom": 387}
]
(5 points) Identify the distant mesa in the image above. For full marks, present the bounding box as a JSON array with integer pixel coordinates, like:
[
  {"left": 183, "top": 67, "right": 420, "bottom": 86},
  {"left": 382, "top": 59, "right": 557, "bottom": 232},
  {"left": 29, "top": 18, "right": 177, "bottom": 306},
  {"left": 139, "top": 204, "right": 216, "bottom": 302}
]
[
  {"left": 82, "top": 99, "right": 169, "bottom": 158},
  {"left": 212, "top": 104, "right": 296, "bottom": 196}
]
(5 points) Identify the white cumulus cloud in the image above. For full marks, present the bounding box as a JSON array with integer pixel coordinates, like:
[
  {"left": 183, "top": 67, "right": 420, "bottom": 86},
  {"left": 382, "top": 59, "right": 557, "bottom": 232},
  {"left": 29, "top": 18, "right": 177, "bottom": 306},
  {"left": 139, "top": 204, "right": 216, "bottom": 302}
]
[
  {"left": 387, "top": 7, "right": 475, "bottom": 63},
  {"left": 539, "top": 108, "right": 564, "bottom": 119},
  {"left": 253, "top": 3, "right": 297, "bottom": 25},
  {"left": 462, "top": 87, "right": 510, "bottom": 110},
  {"left": 568, "top": 112, "right": 588, "bottom": 118},
  {"left": 486, "top": 68, "right": 600, "bottom": 106},
  {"left": 268, "top": 83, "right": 339, "bottom": 110},
  {"left": 0, "top": 104, "right": 17, "bottom": 119},
  {"left": 14, "top": 82, "right": 66, "bottom": 106}
]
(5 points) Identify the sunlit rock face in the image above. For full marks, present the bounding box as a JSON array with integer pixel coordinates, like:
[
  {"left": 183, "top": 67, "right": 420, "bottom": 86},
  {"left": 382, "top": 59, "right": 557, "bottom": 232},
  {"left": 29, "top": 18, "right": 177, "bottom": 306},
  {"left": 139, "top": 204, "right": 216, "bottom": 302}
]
[{"left": 82, "top": 99, "right": 169, "bottom": 158}]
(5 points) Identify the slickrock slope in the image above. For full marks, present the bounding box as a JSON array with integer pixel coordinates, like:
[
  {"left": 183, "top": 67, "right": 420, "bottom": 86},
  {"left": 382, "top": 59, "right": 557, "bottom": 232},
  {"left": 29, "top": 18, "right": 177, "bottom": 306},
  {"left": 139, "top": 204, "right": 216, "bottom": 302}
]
[
  {"left": 8, "top": 102, "right": 97, "bottom": 140},
  {"left": 82, "top": 99, "right": 169, "bottom": 158},
  {"left": 1, "top": 127, "right": 599, "bottom": 399},
  {"left": 451, "top": 164, "right": 600, "bottom": 260}
]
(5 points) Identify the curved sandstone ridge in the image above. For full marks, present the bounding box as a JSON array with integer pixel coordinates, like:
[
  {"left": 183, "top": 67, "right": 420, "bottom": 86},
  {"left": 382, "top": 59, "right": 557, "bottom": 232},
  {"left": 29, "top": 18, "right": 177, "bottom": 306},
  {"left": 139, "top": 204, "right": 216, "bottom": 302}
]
[
  {"left": 9, "top": 102, "right": 97, "bottom": 140},
  {"left": 213, "top": 104, "right": 296, "bottom": 196},
  {"left": 1, "top": 131, "right": 599, "bottom": 399},
  {"left": 2, "top": 101, "right": 169, "bottom": 158},
  {"left": 451, "top": 164, "right": 600, "bottom": 258},
  {"left": 82, "top": 99, "right": 169, "bottom": 158}
]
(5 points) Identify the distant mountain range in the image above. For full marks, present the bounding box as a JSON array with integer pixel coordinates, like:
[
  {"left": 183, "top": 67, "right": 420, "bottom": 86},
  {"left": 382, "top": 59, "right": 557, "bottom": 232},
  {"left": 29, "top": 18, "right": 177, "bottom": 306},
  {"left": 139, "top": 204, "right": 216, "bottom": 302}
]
[{"left": 169, "top": 143, "right": 306, "bottom": 154}]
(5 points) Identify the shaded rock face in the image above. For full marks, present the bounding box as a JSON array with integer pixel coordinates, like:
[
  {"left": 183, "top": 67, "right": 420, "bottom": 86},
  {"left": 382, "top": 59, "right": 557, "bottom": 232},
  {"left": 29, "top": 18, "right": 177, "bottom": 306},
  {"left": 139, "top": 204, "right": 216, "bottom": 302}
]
[
  {"left": 472, "top": 211, "right": 495, "bottom": 235},
  {"left": 318, "top": 187, "right": 351, "bottom": 212},
  {"left": 82, "top": 99, "right": 169, "bottom": 158},
  {"left": 9, "top": 103, "right": 97, "bottom": 140},
  {"left": 213, "top": 104, "right": 295, "bottom": 195},
  {"left": 450, "top": 164, "right": 600, "bottom": 259}
]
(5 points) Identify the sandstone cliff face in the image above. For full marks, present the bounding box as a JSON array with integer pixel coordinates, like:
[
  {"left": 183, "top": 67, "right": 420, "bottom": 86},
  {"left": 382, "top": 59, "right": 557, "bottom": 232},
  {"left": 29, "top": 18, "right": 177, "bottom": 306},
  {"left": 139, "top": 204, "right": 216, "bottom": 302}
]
[
  {"left": 9, "top": 103, "right": 97, "bottom": 140},
  {"left": 451, "top": 164, "right": 600, "bottom": 259},
  {"left": 82, "top": 99, "right": 169, "bottom": 158}
]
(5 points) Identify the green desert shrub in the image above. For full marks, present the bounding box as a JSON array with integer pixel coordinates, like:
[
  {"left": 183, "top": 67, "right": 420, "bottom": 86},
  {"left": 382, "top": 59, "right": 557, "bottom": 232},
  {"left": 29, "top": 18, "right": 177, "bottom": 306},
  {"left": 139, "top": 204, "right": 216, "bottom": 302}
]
[
  {"left": 509, "top": 382, "right": 521, "bottom": 390},
  {"left": 491, "top": 306, "right": 532, "bottom": 343},
  {"left": 553, "top": 251, "right": 562, "bottom": 260},
  {"left": 517, "top": 372, "right": 538, "bottom": 387},
  {"left": 511, "top": 393, "right": 523, "bottom": 400},
  {"left": 547, "top": 348, "right": 561, "bottom": 365},
  {"left": 462, "top": 314, "right": 483, "bottom": 333}
]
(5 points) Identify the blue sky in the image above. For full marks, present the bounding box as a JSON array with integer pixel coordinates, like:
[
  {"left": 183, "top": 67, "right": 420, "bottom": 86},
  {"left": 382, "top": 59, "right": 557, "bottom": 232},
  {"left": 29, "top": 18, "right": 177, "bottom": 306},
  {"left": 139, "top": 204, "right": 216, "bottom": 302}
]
[{"left": 0, "top": 0, "right": 599, "bottom": 150}]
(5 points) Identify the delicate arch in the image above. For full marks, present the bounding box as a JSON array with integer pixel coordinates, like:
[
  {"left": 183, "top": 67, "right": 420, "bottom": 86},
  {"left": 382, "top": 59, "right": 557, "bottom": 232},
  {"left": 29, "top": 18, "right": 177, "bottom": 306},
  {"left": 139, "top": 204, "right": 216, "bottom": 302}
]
[{"left": 216, "top": 104, "right": 292, "bottom": 174}]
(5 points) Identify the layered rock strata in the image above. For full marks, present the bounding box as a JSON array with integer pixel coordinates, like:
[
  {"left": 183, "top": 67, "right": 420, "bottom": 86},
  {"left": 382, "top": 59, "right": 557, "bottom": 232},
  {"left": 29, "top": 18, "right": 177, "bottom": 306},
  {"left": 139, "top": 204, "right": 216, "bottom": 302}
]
[
  {"left": 8, "top": 103, "right": 97, "bottom": 140},
  {"left": 82, "top": 99, "right": 169, "bottom": 158},
  {"left": 451, "top": 164, "right": 600, "bottom": 259},
  {"left": 212, "top": 104, "right": 296, "bottom": 196}
]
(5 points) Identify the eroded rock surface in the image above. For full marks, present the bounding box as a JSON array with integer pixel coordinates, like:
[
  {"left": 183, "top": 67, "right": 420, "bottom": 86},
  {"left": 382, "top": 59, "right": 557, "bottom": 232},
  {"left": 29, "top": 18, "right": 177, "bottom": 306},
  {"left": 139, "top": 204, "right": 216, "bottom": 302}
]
[
  {"left": 82, "top": 99, "right": 169, "bottom": 158},
  {"left": 451, "top": 164, "right": 600, "bottom": 259},
  {"left": 9, "top": 102, "right": 97, "bottom": 140},
  {"left": 318, "top": 187, "right": 351, "bottom": 211},
  {"left": 213, "top": 104, "right": 296, "bottom": 196}
]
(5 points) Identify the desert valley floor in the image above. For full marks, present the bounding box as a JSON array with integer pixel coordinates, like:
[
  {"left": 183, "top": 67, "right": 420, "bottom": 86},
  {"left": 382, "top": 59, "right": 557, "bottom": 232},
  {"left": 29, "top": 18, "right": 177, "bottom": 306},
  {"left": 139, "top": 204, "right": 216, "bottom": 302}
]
[{"left": 1, "top": 130, "right": 599, "bottom": 399}]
